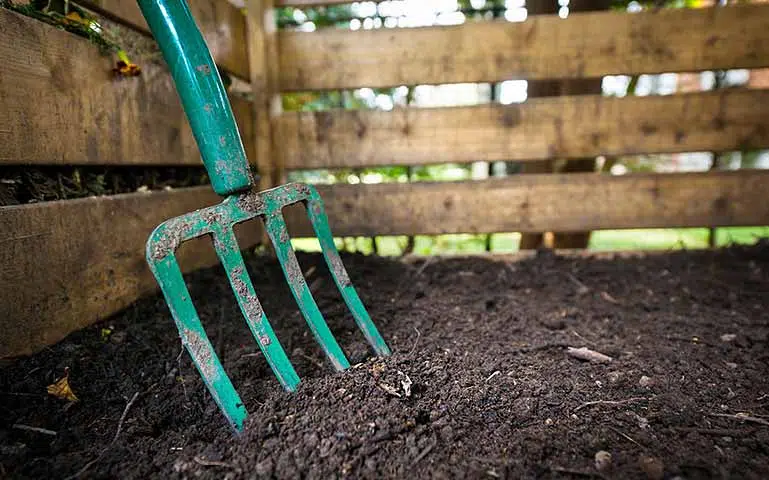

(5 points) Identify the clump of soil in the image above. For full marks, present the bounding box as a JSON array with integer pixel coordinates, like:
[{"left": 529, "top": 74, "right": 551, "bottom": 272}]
[{"left": 2, "top": 244, "right": 769, "bottom": 479}]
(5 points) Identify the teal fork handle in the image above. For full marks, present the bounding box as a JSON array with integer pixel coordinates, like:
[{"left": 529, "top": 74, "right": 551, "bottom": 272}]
[{"left": 137, "top": 0, "right": 252, "bottom": 196}]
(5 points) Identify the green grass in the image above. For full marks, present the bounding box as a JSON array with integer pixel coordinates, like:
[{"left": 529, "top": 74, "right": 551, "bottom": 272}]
[
  {"left": 589, "top": 227, "right": 769, "bottom": 251},
  {"left": 291, "top": 227, "right": 769, "bottom": 256}
]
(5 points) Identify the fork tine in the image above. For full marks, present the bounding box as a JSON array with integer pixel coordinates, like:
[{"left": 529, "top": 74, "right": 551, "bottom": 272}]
[
  {"left": 148, "top": 250, "right": 247, "bottom": 432},
  {"left": 212, "top": 225, "right": 301, "bottom": 390},
  {"left": 263, "top": 211, "right": 351, "bottom": 372},
  {"left": 304, "top": 188, "right": 391, "bottom": 357}
]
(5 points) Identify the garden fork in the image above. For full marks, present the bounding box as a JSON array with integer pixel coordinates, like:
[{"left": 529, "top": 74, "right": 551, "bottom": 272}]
[{"left": 138, "top": 0, "right": 390, "bottom": 433}]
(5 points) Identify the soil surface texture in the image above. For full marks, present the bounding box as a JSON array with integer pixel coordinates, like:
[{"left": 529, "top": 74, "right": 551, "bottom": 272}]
[{"left": 2, "top": 243, "right": 769, "bottom": 479}]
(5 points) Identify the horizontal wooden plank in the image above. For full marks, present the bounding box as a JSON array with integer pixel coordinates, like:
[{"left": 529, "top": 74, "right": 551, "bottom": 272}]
[
  {"left": 78, "top": 0, "right": 250, "bottom": 80},
  {"left": 0, "top": 8, "right": 255, "bottom": 167},
  {"left": 278, "top": 4, "right": 769, "bottom": 91},
  {"left": 277, "top": 89, "right": 769, "bottom": 169},
  {"left": 0, "top": 187, "right": 263, "bottom": 359},
  {"left": 2, "top": 169, "right": 767, "bottom": 357},
  {"left": 286, "top": 170, "right": 769, "bottom": 237}
]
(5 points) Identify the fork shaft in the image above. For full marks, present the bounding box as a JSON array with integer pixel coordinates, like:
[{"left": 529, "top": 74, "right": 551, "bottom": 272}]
[{"left": 137, "top": 0, "right": 252, "bottom": 196}]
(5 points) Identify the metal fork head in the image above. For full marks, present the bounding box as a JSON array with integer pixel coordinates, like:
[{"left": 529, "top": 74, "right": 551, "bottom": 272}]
[{"left": 145, "top": 182, "right": 390, "bottom": 433}]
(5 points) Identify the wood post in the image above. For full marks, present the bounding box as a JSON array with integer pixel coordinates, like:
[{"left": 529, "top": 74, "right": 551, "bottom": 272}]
[
  {"left": 245, "top": 0, "right": 283, "bottom": 248},
  {"left": 519, "top": 0, "right": 609, "bottom": 250}
]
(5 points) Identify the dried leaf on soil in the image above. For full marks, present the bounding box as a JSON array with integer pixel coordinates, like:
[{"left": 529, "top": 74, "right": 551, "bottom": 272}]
[{"left": 46, "top": 369, "right": 78, "bottom": 402}]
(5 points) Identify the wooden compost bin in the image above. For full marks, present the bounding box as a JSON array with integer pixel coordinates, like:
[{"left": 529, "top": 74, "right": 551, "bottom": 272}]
[{"left": 2, "top": 2, "right": 769, "bottom": 367}]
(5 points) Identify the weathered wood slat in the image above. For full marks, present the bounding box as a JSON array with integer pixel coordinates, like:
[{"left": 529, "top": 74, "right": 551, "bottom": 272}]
[
  {"left": 299, "top": 170, "right": 769, "bottom": 236},
  {"left": 78, "top": 0, "right": 250, "bottom": 80},
  {"left": 0, "top": 187, "right": 262, "bottom": 359},
  {"left": 3, "top": 170, "right": 767, "bottom": 357},
  {"left": 278, "top": 4, "right": 769, "bottom": 91},
  {"left": 0, "top": 8, "right": 255, "bottom": 167},
  {"left": 277, "top": 89, "right": 769, "bottom": 169}
]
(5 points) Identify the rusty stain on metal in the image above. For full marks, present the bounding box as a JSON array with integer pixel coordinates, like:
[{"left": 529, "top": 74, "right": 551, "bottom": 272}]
[{"left": 196, "top": 64, "right": 212, "bottom": 75}]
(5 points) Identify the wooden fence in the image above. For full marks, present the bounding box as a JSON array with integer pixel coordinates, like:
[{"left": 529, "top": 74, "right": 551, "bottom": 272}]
[{"left": 2, "top": 1, "right": 769, "bottom": 358}]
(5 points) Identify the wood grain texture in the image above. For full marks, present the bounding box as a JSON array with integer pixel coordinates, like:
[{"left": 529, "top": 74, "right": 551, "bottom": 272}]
[
  {"left": 246, "top": 0, "right": 283, "bottom": 247},
  {"left": 299, "top": 170, "right": 769, "bottom": 237},
  {"left": 79, "top": 0, "right": 250, "bottom": 79},
  {"left": 0, "top": 187, "right": 262, "bottom": 359},
  {"left": 276, "top": 89, "right": 769, "bottom": 169},
  {"left": 0, "top": 8, "right": 255, "bottom": 167},
  {"left": 277, "top": 4, "right": 769, "bottom": 91},
  {"left": 246, "top": 0, "right": 284, "bottom": 189},
  {"left": 3, "top": 170, "right": 768, "bottom": 357}
]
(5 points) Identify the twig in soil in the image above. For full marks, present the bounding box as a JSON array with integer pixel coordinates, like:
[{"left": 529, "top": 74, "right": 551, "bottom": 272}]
[
  {"left": 408, "top": 327, "right": 421, "bottom": 356},
  {"left": 607, "top": 426, "right": 643, "bottom": 448},
  {"left": 709, "top": 413, "right": 769, "bottom": 427},
  {"left": 112, "top": 391, "right": 140, "bottom": 444},
  {"left": 486, "top": 371, "right": 501, "bottom": 382},
  {"left": 410, "top": 438, "right": 437, "bottom": 468},
  {"left": 304, "top": 265, "right": 317, "bottom": 279},
  {"left": 12, "top": 424, "right": 57, "bottom": 436},
  {"left": 567, "top": 346, "right": 613, "bottom": 363},
  {"left": 175, "top": 347, "right": 191, "bottom": 406},
  {"left": 571, "top": 330, "right": 589, "bottom": 343},
  {"left": 566, "top": 273, "right": 590, "bottom": 295},
  {"left": 298, "top": 351, "right": 325, "bottom": 369},
  {"left": 414, "top": 257, "right": 435, "bottom": 277},
  {"left": 64, "top": 390, "right": 141, "bottom": 480},
  {"left": 193, "top": 455, "right": 238, "bottom": 470},
  {"left": 666, "top": 335, "right": 719, "bottom": 348},
  {"left": 0, "top": 392, "right": 44, "bottom": 398},
  {"left": 600, "top": 291, "right": 620, "bottom": 304},
  {"left": 672, "top": 427, "right": 750, "bottom": 437},
  {"left": 309, "top": 277, "right": 323, "bottom": 293},
  {"left": 573, "top": 397, "right": 652, "bottom": 413}
]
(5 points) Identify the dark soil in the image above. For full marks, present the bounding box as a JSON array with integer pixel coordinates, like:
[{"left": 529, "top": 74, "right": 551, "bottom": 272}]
[{"left": 2, "top": 243, "right": 769, "bottom": 479}]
